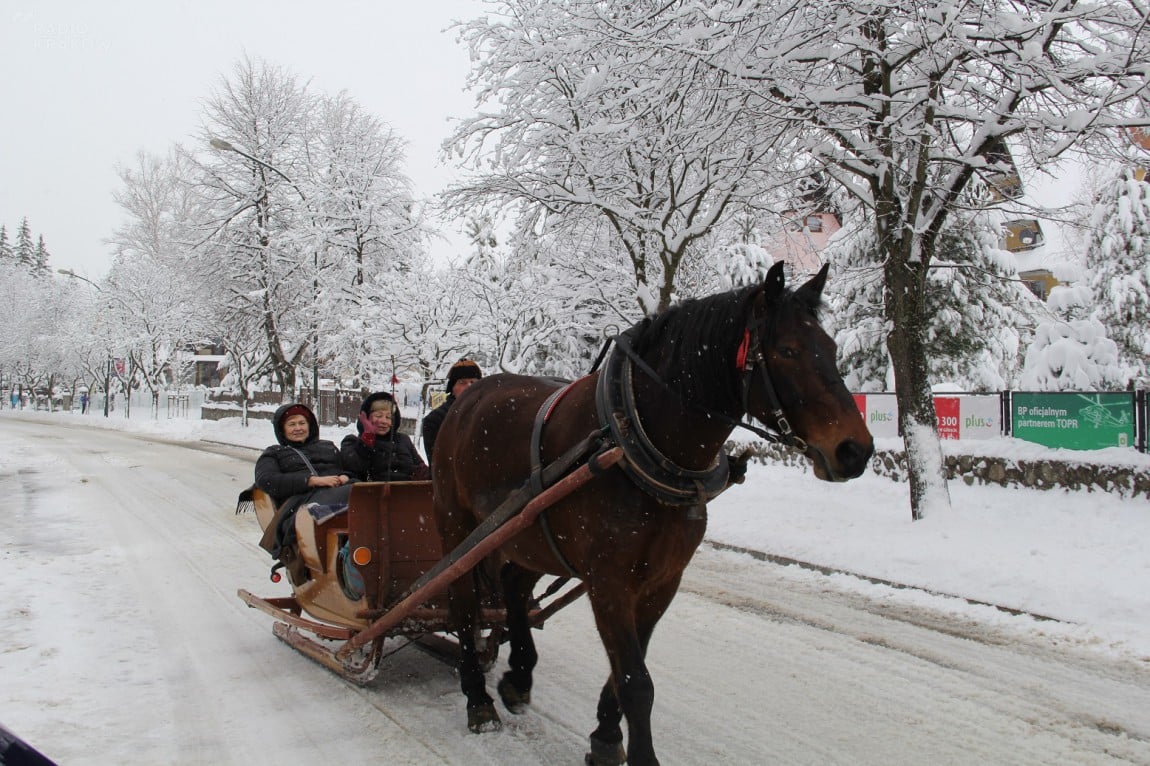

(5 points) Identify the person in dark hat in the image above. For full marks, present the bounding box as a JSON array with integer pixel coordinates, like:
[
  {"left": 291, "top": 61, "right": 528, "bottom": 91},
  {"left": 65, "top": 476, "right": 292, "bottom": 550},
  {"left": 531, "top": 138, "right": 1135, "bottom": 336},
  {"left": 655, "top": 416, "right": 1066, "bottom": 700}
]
[
  {"left": 254, "top": 402, "right": 353, "bottom": 557},
  {"left": 341, "top": 391, "right": 429, "bottom": 482},
  {"left": 421, "top": 359, "right": 483, "bottom": 467}
]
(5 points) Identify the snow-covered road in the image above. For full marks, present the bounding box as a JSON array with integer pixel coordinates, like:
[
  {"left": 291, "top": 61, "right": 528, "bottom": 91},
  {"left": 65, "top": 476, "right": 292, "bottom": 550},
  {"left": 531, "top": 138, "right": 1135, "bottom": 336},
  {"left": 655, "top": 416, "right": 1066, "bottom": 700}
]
[{"left": 2, "top": 418, "right": 1148, "bottom": 765}]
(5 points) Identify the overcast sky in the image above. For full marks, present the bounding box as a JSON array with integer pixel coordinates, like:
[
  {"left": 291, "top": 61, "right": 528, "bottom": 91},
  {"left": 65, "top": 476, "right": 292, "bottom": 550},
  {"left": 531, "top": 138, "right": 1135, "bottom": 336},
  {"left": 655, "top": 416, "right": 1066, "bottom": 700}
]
[{"left": 0, "top": 0, "right": 485, "bottom": 278}]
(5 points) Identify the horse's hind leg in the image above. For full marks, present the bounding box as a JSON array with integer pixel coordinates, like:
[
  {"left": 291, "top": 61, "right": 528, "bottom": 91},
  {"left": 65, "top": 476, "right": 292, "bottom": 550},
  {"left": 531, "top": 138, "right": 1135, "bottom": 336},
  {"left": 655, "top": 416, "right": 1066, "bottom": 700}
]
[
  {"left": 448, "top": 567, "right": 501, "bottom": 732},
  {"left": 496, "top": 562, "right": 542, "bottom": 713}
]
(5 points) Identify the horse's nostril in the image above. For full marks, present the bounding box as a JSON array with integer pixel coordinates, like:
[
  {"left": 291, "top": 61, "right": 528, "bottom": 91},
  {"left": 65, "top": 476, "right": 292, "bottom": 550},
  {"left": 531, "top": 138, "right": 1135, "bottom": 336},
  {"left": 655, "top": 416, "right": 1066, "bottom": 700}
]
[{"left": 836, "top": 439, "right": 873, "bottom": 477}]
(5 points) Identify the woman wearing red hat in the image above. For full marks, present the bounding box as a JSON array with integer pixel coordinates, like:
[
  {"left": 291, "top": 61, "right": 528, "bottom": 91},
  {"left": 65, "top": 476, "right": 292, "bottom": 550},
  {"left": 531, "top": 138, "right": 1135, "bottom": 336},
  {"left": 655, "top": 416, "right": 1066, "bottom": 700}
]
[{"left": 255, "top": 402, "right": 353, "bottom": 558}]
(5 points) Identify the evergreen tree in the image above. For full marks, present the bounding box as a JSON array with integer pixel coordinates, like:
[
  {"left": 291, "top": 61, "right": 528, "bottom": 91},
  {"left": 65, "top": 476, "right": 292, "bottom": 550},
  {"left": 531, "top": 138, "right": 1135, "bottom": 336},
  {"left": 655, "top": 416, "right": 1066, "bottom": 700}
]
[
  {"left": 0, "top": 225, "right": 12, "bottom": 261},
  {"left": 1086, "top": 166, "right": 1150, "bottom": 387},
  {"left": 33, "top": 235, "right": 51, "bottom": 276},
  {"left": 14, "top": 218, "right": 34, "bottom": 269},
  {"left": 824, "top": 217, "right": 889, "bottom": 392},
  {"left": 1019, "top": 284, "right": 1125, "bottom": 391}
]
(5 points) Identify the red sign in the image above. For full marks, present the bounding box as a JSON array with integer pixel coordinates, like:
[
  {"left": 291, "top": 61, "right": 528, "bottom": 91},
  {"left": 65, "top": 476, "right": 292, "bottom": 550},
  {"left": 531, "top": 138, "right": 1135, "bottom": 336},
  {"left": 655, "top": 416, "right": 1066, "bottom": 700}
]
[
  {"left": 114, "top": 358, "right": 126, "bottom": 376},
  {"left": 934, "top": 396, "right": 960, "bottom": 440}
]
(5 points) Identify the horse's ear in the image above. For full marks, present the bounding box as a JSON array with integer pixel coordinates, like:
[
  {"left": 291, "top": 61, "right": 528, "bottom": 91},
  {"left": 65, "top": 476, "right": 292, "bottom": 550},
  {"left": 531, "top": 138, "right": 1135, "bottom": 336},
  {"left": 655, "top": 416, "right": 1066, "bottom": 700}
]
[
  {"left": 762, "top": 260, "right": 786, "bottom": 302},
  {"left": 796, "top": 263, "right": 830, "bottom": 306}
]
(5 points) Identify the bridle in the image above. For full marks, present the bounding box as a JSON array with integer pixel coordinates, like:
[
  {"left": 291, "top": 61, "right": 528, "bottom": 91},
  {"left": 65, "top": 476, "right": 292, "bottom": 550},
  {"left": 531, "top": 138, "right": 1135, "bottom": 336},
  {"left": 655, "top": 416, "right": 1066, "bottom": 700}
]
[{"left": 598, "top": 299, "right": 842, "bottom": 481}]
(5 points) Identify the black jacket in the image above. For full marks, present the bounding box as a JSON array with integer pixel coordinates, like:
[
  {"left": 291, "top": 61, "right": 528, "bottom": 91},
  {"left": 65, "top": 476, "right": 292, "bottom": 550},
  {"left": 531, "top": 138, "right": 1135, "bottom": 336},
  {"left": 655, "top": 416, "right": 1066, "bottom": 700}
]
[
  {"left": 421, "top": 394, "right": 456, "bottom": 462},
  {"left": 341, "top": 391, "right": 428, "bottom": 481},
  {"left": 255, "top": 403, "right": 345, "bottom": 506}
]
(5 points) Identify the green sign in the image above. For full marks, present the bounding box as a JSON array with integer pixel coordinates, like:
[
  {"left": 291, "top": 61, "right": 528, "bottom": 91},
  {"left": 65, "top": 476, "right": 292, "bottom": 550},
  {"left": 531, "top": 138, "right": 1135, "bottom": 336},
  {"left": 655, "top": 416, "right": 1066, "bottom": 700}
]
[{"left": 1012, "top": 392, "right": 1135, "bottom": 450}]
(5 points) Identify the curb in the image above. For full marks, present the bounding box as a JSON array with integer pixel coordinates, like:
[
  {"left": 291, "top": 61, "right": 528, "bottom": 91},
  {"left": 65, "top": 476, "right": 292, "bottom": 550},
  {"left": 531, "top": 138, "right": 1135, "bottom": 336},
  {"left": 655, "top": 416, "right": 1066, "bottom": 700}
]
[{"left": 703, "top": 540, "right": 1064, "bottom": 624}]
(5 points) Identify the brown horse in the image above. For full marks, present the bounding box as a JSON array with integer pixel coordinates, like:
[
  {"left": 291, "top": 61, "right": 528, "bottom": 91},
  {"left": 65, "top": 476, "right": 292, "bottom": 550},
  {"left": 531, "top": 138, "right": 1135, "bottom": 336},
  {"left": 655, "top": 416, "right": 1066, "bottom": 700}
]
[{"left": 431, "top": 261, "right": 873, "bottom": 766}]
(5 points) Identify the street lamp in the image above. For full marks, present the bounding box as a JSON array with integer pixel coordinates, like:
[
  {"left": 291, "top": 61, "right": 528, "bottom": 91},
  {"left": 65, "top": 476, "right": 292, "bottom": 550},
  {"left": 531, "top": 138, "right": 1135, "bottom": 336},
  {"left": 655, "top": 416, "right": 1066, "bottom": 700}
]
[
  {"left": 210, "top": 136, "right": 321, "bottom": 412},
  {"left": 57, "top": 268, "right": 102, "bottom": 292},
  {"left": 58, "top": 269, "right": 113, "bottom": 417}
]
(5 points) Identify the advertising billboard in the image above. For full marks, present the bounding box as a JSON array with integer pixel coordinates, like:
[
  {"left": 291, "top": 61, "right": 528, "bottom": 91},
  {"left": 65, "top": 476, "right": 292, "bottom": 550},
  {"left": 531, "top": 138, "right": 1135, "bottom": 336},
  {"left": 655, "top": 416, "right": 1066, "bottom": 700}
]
[
  {"left": 1011, "top": 392, "right": 1135, "bottom": 450},
  {"left": 854, "top": 394, "right": 1001, "bottom": 440}
]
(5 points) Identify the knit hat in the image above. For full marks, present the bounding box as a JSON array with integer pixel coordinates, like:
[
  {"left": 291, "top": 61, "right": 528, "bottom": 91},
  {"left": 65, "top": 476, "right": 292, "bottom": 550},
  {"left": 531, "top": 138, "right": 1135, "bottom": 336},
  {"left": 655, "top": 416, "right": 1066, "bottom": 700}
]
[
  {"left": 445, "top": 359, "right": 483, "bottom": 393},
  {"left": 273, "top": 403, "right": 317, "bottom": 446},
  {"left": 369, "top": 398, "right": 395, "bottom": 415},
  {"left": 279, "top": 404, "right": 310, "bottom": 426}
]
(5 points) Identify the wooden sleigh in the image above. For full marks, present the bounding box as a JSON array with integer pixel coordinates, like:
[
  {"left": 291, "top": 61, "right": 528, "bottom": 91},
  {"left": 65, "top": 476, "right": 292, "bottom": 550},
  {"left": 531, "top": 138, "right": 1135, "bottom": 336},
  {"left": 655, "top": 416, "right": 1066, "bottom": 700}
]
[{"left": 235, "top": 449, "right": 619, "bottom": 685}]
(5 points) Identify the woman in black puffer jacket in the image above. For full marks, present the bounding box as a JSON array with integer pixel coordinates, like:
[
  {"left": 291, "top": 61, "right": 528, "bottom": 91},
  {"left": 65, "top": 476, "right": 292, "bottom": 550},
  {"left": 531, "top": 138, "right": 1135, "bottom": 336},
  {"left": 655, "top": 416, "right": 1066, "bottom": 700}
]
[
  {"left": 255, "top": 402, "right": 353, "bottom": 556},
  {"left": 340, "top": 392, "right": 429, "bottom": 482}
]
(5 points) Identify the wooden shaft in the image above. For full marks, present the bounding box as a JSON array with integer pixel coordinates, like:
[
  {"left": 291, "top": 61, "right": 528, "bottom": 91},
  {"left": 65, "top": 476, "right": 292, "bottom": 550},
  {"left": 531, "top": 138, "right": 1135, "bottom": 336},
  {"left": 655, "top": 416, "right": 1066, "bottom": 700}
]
[{"left": 338, "top": 447, "right": 622, "bottom": 656}]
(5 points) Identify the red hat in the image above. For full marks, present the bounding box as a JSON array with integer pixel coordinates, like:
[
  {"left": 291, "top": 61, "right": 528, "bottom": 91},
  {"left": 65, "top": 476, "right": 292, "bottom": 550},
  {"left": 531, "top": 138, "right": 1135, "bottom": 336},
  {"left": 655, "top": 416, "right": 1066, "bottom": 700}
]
[{"left": 280, "top": 404, "right": 310, "bottom": 423}]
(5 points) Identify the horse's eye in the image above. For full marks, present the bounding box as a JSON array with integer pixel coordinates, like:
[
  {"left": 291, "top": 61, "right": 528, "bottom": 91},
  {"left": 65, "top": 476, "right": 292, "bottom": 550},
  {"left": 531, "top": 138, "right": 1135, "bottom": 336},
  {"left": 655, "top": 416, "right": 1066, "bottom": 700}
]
[{"left": 778, "top": 347, "right": 799, "bottom": 360}]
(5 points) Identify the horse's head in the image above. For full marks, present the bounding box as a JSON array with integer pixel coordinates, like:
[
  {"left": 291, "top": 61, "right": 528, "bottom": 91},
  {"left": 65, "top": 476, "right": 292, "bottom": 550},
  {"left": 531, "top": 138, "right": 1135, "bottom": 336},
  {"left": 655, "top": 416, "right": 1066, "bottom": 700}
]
[{"left": 745, "top": 261, "right": 873, "bottom": 481}]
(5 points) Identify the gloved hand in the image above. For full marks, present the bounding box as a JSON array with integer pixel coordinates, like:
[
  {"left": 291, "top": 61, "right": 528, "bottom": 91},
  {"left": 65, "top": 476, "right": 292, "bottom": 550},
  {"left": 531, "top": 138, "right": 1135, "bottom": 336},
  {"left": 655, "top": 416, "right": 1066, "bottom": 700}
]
[{"left": 358, "top": 411, "right": 377, "bottom": 448}]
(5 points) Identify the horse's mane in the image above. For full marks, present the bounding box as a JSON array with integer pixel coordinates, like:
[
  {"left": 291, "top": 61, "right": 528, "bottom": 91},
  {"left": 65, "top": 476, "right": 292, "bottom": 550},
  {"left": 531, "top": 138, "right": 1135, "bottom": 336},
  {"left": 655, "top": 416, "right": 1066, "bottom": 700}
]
[
  {"left": 628, "top": 279, "right": 820, "bottom": 416},
  {"left": 628, "top": 285, "right": 758, "bottom": 416}
]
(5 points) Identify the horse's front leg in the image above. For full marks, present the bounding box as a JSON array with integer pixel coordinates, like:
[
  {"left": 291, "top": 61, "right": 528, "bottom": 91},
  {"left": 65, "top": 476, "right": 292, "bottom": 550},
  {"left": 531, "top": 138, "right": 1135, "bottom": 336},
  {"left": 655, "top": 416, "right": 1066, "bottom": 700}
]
[
  {"left": 448, "top": 568, "right": 501, "bottom": 732},
  {"left": 587, "top": 679, "right": 627, "bottom": 766},
  {"left": 496, "top": 562, "right": 541, "bottom": 712},
  {"left": 587, "top": 590, "right": 659, "bottom": 766},
  {"left": 587, "top": 575, "right": 685, "bottom": 766}
]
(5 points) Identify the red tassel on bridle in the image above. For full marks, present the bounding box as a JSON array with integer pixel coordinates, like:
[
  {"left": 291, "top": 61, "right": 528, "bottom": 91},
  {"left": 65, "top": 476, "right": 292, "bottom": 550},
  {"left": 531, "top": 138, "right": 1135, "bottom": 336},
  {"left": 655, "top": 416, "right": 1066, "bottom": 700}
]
[{"left": 735, "top": 328, "right": 752, "bottom": 371}]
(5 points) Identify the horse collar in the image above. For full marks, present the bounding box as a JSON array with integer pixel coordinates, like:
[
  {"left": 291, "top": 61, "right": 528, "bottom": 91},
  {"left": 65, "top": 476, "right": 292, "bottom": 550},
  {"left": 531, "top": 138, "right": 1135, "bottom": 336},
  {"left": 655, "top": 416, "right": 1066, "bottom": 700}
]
[{"left": 594, "top": 335, "right": 730, "bottom": 510}]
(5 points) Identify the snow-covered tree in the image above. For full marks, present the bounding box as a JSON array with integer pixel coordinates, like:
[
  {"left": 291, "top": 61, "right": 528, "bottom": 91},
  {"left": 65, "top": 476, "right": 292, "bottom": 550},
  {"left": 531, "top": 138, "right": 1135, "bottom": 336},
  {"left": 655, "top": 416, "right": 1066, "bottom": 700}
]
[
  {"left": 612, "top": 0, "right": 1150, "bottom": 518},
  {"left": 188, "top": 57, "right": 428, "bottom": 404},
  {"left": 0, "top": 263, "right": 81, "bottom": 406},
  {"left": 824, "top": 217, "right": 891, "bottom": 392},
  {"left": 32, "top": 235, "right": 50, "bottom": 276},
  {"left": 306, "top": 91, "right": 428, "bottom": 390},
  {"left": 826, "top": 208, "right": 1038, "bottom": 394},
  {"left": 1086, "top": 166, "right": 1150, "bottom": 387},
  {"left": 0, "top": 226, "right": 11, "bottom": 262},
  {"left": 444, "top": 0, "right": 782, "bottom": 315},
  {"left": 1021, "top": 283, "right": 1126, "bottom": 390},
  {"left": 191, "top": 56, "right": 316, "bottom": 400},
  {"left": 109, "top": 150, "right": 214, "bottom": 414},
  {"left": 14, "top": 218, "right": 34, "bottom": 270}
]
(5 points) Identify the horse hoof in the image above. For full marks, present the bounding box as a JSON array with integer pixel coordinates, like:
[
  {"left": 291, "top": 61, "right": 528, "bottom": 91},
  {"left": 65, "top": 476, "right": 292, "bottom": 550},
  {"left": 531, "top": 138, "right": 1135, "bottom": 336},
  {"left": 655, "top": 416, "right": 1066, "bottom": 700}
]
[
  {"left": 497, "top": 676, "right": 531, "bottom": 713},
  {"left": 585, "top": 736, "right": 627, "bottom": 766},
  {"left": 467, "top": 704, "right": 502, "bottom": 733}
]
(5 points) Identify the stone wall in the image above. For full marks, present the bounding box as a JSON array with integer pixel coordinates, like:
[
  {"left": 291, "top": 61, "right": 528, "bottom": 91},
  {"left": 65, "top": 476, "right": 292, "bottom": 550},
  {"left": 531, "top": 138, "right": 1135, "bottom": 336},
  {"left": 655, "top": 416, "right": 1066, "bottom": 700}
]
[
  {"left": 200, "top": 405, "right": 276, "bottom": 422},
  {"left": 746, "top": 442, "right": 1150, "bottom": 499}
]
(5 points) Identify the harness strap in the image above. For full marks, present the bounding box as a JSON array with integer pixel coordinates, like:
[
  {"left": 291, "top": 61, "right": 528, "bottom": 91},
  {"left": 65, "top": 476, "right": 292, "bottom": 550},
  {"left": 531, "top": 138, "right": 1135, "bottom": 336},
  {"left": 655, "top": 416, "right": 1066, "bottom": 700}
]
[
  {"left": 611, "top": 328, "right": 791, "bottom": 448},
  {"left": 530, "top": 382, "right": 584, "bottom": 578},
  {"left": 395, "top": 429, "right": 606, "bottom": 603},
  {"left": 530, "top": 385, "right": 570, "bottom": 496}
]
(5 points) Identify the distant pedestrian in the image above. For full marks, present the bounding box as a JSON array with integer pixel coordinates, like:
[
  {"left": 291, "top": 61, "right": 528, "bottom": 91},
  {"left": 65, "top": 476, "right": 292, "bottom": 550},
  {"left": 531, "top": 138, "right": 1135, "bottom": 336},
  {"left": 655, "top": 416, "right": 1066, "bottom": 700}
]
[{"left": 80, "top": 392, "right": 89, "bottom": 413}]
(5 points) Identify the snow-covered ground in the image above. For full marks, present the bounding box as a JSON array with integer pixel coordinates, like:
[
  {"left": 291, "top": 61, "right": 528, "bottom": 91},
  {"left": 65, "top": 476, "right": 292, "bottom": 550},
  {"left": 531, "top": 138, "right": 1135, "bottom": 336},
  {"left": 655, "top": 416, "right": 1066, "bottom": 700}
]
[{"left": 2, "top": 407, "right": 1148, "bottom": 764}]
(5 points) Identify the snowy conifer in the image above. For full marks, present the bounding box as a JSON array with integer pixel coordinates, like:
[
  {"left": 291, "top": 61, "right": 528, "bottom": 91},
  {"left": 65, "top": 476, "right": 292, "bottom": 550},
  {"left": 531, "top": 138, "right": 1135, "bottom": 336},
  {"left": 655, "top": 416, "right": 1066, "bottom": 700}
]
[{"left": 1086, "top": 166, "right": 1150, "bottom": 387}]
